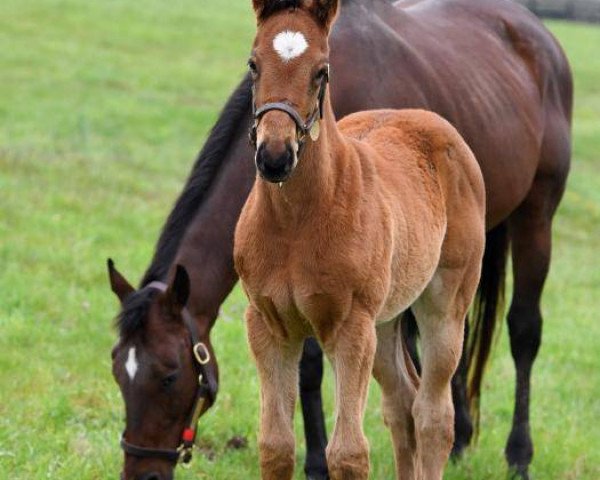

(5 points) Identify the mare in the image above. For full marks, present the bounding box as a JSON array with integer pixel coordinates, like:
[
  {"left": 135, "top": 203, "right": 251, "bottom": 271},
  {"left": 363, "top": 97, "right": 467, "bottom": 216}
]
[
  {"left": 233, "top": 1, "right": 486, "bottom": 479},
  {"left": 109, "top": 0, "right": 571, "bottom": 479}
]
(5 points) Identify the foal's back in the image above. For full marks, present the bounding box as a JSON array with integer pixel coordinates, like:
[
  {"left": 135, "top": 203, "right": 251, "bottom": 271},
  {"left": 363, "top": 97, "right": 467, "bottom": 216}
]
[{"left": 338, "top": 108, "right": 486, "bottom": 321}]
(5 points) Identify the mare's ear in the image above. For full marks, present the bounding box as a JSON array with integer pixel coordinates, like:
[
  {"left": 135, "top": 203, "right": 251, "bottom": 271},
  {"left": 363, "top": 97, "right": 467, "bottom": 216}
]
[
  {"left": 166, "top": 264, "right": 190, "bottom": 311},
  {"left": 107, "top": 259, "right": 135, "bottom": 303},
  {"left": 307, "top": 0, "right": 340, "bottom": 30}
]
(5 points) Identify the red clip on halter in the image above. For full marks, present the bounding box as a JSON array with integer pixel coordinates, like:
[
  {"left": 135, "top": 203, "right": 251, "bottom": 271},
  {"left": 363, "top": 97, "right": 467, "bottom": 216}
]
[{"left": 120, "top": 281, "right": 217, "bottom": 467}]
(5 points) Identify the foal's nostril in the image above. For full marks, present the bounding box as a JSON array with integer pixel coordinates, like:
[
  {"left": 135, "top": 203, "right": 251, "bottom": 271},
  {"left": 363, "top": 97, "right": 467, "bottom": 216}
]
[{"left": 256, "top": 141, "right": 296, "bottom": 183}]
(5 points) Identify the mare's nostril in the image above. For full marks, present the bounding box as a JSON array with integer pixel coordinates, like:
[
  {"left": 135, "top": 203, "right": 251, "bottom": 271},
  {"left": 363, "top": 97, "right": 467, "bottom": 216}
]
[{"left": 139, "top": 473, "right": 161, "bottom": 480}]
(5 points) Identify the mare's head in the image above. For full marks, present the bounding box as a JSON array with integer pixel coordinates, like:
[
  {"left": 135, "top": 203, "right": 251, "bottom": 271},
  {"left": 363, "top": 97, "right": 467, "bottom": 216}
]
[
  {"left": 108, "top": 260, "right": 217, "bottom": 480},
  {"left": 249, "top": 0, "right": 339, "bottom": 183}
]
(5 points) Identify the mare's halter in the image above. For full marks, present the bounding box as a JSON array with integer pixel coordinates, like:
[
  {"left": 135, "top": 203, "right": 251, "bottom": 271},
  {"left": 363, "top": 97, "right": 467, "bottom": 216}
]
[
  {"left": 249, "top": 64, "right": 330, "bottom": 152},
  {"left": 119, "top": 281, "right": 218, "bottom": 467}
]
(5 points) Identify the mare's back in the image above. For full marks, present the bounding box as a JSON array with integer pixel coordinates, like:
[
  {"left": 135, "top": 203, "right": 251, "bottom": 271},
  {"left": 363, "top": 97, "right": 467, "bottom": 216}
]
[{"left": 331, "top": 0, "right": 570, "bottom": 223}]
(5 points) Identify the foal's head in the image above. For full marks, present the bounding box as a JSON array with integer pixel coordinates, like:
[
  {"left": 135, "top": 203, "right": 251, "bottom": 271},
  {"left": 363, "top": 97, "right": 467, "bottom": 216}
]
[
  {"left": 108, "top": 260, "right": 216, "bottom": 480},
  {"left": 249, "top": 0, "right": 339, "bottom": 183}
]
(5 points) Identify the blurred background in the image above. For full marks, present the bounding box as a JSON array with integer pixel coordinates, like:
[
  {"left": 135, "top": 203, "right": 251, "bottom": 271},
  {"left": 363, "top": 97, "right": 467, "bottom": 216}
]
[
  {"left": 516, "top": 0, "right": 600, "bottom": 21},
  {"left": 1, "top": 1, "right": 598, "bottom": 478}
]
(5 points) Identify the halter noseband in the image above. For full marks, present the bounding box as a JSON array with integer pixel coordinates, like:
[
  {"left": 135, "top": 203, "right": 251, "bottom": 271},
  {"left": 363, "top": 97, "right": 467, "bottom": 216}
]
[
  {"left": 249, "top": 64, "right": 330, "bottom": 152},
  {"left": 120, "top": 281, "right": 217, "bottom": 467}
]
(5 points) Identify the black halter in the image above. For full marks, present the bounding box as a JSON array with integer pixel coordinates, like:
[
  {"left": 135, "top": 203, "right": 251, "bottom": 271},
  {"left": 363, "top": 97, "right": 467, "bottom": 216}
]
[
  {"left": 249, "top": 64, "right": 330, "bottom": 152},
  {"left": 120, "top": 281, "right": 218, "bottom": 467}
]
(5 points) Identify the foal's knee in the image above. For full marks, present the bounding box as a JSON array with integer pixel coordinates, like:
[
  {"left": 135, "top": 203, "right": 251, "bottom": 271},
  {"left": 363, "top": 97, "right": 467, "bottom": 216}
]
[
  {"left": 259, "top": 437, "right": 295, "bottom": 480},
  {"left": 326, "top": 437, "right": 370, "bottom": 480}
]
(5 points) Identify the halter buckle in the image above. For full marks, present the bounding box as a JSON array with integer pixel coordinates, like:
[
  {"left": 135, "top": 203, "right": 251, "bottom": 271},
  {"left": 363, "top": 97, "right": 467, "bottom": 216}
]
[
  {"left": 193, "top": 342, "right": 211, "bottom": 365},
  {"left": 177, "top": 444, "right": 194, "bottom": 467}
]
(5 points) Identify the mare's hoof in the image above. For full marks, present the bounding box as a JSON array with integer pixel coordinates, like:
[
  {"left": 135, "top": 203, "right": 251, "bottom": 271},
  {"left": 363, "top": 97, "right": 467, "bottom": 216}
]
[
  {"left": 306, "top": 475, "right": 329, "bottom": 480},
  {"left": 508, "top": 465, "right": 530, "bottom": 480}
]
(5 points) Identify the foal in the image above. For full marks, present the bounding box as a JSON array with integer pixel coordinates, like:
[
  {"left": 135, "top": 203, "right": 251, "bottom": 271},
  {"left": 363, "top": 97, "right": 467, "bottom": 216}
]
[{"left": 234, "top": 1, "right": 485, "bottom": 479}]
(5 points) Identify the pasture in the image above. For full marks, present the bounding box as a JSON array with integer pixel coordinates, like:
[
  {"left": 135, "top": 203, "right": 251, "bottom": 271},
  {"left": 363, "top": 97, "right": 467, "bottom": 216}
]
[{"left": 0, "top": 1, "right": 598, "bottom": 478}]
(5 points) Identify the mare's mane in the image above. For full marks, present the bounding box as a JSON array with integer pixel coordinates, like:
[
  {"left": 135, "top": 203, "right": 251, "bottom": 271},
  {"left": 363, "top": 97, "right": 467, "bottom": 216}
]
[
  {"left": 139, "top": 0, "right": 368, "bottom": 290},
  {"left": 116, "top": 287, "right": 159, "bottom": 339},
  {"left": 140, "top": 75, "right": 253, "bottom": 286}
]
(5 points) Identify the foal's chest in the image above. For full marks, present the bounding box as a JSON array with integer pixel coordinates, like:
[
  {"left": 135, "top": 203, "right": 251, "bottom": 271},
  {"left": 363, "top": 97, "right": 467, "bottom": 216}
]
[{"left": 236, "top": 233, "right": 359, "bottom": 341}]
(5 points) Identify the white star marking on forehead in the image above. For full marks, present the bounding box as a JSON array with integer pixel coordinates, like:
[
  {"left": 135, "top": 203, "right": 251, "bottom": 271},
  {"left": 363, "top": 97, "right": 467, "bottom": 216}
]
[
  {"left": 125, "top": 347, "right": 138, "bottom": 381},
  {"left": 273, "top": 31, "right": 308, "bottom": 62}
]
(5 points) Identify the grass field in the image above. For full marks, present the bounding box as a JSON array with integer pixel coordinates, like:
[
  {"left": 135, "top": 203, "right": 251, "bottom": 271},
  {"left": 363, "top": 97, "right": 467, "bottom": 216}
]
[{"left": 1, "top": 1, "right": 599, "bottom": 478}]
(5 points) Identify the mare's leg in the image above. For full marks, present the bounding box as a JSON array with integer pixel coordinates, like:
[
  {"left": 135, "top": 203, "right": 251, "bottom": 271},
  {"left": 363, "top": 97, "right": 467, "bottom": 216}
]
[
  {"left": 505, "top": 171, "right": 567, "bottom": 479},
  {"left": 372, "top": 318, "right": 419, "bottom": 480},
  {"left": 300, "top": 338, "right": 329, "bottom": 480},
  {"left": 412, "top": 264, "right": 481, "bottom": 479},
  {"left": 450, "top": 320, "right": 472, "bottom": 458},
  {"left": 246, "top": 306, "right": 303, "bottom": 480},
  {"left": 323, "top": 309, "right": 376, "bottom": 480}
]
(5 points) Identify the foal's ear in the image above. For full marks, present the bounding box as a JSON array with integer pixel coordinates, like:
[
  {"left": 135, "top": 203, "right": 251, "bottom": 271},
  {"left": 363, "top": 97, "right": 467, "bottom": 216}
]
[
  {"left": 307, "top": 0, "right": 340, "bottom": 30},
  {"left": 166, "top": 264, "right": 190, "bottom": 311},
  {"left": 251, "top": 0, "right": 277, "bottom": 21},
  {"left": 107, "top": 258, "right": 135, "bottom": 303}
]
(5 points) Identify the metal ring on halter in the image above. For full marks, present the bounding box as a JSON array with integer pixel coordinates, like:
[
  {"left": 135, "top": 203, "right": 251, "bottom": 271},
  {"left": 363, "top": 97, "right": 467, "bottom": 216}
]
[{"left": 193, "top": 342, "right": 211, "bottom": 365}]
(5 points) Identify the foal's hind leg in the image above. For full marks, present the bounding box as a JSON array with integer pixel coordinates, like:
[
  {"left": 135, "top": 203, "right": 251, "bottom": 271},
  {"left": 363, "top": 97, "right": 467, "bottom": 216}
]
[
  {"left": 450, "top": 320, "right": 472, "bottom": 458},
  {"left": 373, "top": 317, "right": 419, "bottom": 479},
  {"left": 246, "top": 306, "right": 304, "bottom": 480},
  {"left": 412, "top": 264, "right": 481, "bottom": 479},
  {"left": 299, "top": 338, "right": 329, "bottom": 480},
  {"left": 505, "top": 171, "right": 567, "bottom": 479},
  {"left": 403, "top": 311, "right": 473, "bottom": 459}
]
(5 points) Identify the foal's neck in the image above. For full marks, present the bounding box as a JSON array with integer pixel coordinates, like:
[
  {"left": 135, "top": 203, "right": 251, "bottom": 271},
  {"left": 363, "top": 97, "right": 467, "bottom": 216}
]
[{"left": 257, "top": 95, "right": 348, "bottom": 225}]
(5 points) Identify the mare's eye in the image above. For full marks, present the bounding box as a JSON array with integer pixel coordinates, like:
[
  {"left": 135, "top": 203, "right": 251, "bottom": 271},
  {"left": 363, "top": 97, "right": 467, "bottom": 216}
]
[
  {"left": 161, "top": 373, "right": 178, "bottom": 389},
  {"left": 248, "top": 59, "right": 258, "bottom": 77}
]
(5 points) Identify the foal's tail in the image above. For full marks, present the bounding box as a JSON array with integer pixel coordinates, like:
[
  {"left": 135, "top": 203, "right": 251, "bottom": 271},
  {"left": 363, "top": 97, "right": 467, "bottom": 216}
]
[{"left": 466, "top": 222, "right": 510, "bottom": 434}]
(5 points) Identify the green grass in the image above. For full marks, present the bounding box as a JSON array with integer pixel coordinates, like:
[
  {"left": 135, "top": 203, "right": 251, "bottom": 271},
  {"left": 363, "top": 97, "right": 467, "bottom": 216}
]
[{"left": 0, "top": 2, "right": 598, "bottom": 478}]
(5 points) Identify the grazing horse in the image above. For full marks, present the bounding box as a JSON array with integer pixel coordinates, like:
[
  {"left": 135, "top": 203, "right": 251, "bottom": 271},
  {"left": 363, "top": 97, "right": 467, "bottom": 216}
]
[
  {"left": 233, "top": 1, "right": 486, "bottom": 478},
  {"left": 109, "top": 0, "right": 571, "bottom": 479}
]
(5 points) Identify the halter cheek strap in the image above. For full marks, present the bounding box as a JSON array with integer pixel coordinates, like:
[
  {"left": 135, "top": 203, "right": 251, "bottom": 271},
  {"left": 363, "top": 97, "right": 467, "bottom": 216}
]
[
  {"left": 120, "top": 281, "right": 217, "bottom": 467},
  {"left": 249, "top": 64, "right": 330, "bottom": 152}
]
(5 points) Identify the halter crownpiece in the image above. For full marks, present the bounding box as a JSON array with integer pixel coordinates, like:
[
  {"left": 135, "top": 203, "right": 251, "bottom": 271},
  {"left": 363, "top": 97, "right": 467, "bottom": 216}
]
[
  {"left": 249, "top": 63, "right": 330, "bottom": 151},
  {"left": 120, "top": 281, "right": 218, "bottom": 467}
]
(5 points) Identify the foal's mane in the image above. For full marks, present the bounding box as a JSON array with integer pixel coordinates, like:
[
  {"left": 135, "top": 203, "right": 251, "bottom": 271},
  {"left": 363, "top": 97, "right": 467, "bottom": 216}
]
[
  {"left": 140, "top": 74, "right": 253, "bottom": 287},
  {"left": 258, "top": 0, "right": 302, "bottom": 19},
  {"left": 117, "top": 287, "right": 159, "bottom": 339}
]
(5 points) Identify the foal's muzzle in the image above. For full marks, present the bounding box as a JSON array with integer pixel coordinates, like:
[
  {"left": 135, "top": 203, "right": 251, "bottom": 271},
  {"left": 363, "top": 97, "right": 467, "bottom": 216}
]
[{"left": 255, "top": 141, "right": 297, "bottom": 183}]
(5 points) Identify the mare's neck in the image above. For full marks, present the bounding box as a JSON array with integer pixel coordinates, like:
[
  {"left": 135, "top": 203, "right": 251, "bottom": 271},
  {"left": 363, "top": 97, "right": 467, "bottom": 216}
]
[{"left": 256, "top": 94, "right": 348, "bottom": 225}]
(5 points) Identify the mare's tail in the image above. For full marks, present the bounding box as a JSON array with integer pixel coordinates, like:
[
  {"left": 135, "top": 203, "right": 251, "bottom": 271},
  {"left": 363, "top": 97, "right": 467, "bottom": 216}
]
[{"left": 467, "top": 222, "right": 510, "bottom": 434}]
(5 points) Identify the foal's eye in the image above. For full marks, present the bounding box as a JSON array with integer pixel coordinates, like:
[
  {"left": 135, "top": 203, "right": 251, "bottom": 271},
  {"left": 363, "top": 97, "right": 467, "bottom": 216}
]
[
  {"left": 161, "top": 373, "right": 178, "bottom": 389},
  {"left": 248, "top": 59, "right": 258, "bottom": 77},
  {"left": 314, "top": 66, "right": 329, "bottom": 82}
]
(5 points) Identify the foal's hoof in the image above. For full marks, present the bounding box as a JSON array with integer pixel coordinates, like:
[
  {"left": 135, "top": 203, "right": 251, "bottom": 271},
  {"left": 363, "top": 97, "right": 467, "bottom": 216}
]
[{"left": 307, "top": 476, "right": 329, "bottom": 480}]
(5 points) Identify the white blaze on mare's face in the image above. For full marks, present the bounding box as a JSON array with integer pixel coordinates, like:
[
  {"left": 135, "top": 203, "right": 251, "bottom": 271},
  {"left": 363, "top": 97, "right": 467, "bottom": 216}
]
[
  {"left": 125, "top": 347, "right": 138, "bottom": 381},
  {"left": 273, "top": 31, "right": 308, "bottom": 62}
]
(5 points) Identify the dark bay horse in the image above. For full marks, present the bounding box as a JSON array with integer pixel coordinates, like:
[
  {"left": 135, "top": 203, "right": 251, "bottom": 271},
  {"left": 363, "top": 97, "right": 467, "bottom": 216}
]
[
  {"left": 109, "top": 0, "right": 571, "bottom": 479},
  {"left": 235, "top": 2, "right": 485, "bottom": 478}
]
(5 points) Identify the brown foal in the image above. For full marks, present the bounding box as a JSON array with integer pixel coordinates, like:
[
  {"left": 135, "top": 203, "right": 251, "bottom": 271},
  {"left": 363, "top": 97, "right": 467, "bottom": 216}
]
[{"left": 234, "top": 1, "right": 486, "bottom": 479}]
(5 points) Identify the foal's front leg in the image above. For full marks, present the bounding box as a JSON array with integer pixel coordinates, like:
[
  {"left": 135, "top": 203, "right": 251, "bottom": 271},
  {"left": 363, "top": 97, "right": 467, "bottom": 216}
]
[
  {"left": 323, "top": 309, "right": 376, "bottom": 480},
  {"left": 246, "top": 306, "right": 303, "bottom": 480}
]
